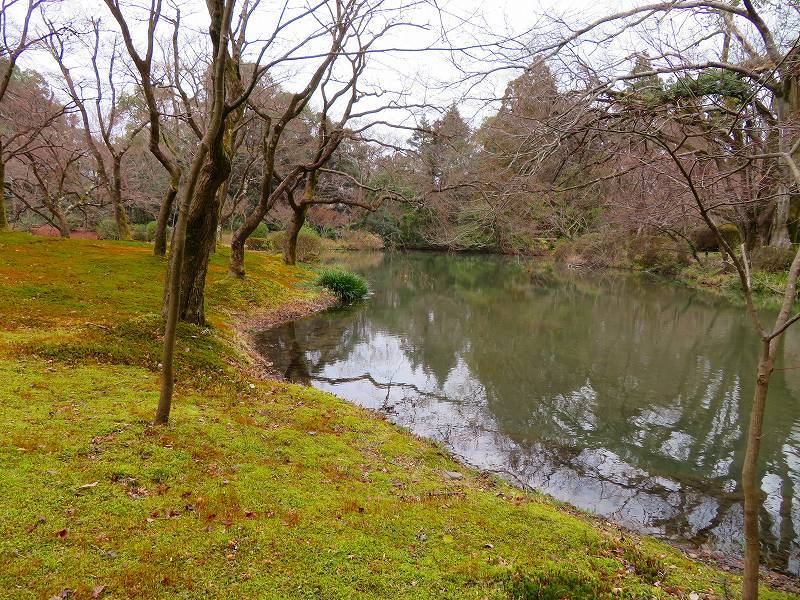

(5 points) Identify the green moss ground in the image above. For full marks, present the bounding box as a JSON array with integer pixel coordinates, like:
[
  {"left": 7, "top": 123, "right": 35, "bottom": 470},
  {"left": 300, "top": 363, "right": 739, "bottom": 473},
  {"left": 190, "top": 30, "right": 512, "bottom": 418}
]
[
  {"left": 0, "top": 232, "right": 795, "bottom": 599},
  {"left": 674, "top": 261, "right": 795, "bottom": 309}
]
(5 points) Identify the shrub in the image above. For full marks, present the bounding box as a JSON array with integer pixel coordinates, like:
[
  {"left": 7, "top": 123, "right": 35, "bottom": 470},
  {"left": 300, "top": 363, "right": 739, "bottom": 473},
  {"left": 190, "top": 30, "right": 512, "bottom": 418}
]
[
  {"left": 95, "top": 218, "right": 120, "bottom": 240},
  {"left": 244, "top": 237, "right": 271, "bottom": 251},
  {"left": 267, "top": 226, "right": 323, "bottom": 262},
  {"left": 553, "top": 232, "right": 623, "bottom": 268},
  {"left": 689, "top": 223, "right": 741, "bottom": 252},
  {"left": 314, "top": 224, "right": 338, "bottom": 239},
  {"left": 627, "top": 234, "right": 690, "bottom": 275},
  {"left": 750, "top": 245, "right": 797, "bottom": 273},
  {"left": 132, "top": 224, "right": 149, "bottom": 241},
  {"left": 338, "top": 229, "right": 384, "bottom": 250},
  {"left": 316, "top": 269, "right": 369, "bottom": 303},
  {"left": 145, "top": 221, "right": 159, "bottom": 241},
  {"left": 251, "top": 222, "right": 269, "bottom": 238}
]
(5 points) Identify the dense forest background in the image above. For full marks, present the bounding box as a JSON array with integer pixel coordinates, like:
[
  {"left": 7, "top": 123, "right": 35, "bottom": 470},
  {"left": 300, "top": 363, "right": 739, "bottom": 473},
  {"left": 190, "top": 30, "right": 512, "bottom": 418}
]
[{"left": 2, "top": 0, "right": 797, "bottom": 271}]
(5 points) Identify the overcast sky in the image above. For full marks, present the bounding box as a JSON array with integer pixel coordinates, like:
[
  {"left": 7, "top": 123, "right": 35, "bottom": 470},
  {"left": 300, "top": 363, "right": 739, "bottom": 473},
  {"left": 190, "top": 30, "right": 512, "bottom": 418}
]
[{"left": 14, "top": 0, "right": 707, "bottom": 141}]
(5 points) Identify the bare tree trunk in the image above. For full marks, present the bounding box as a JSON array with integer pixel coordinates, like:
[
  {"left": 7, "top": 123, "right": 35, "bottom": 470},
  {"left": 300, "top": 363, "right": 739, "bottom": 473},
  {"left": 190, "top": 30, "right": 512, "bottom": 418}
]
[
  {"left": 212, "top": 178, "right": 230, "bottom": 253},
  {"left": 168, "top": 137, "right": 231, "bottom": 325},
  {"left": 172, "top": 46, "right": 243, "bottom": 320},
  {"left": 284, "top": 204, "right": 307, "bottom": 265},
  {"left": 154, "top": 176, "right": 179, "bottom": 256},
  {"left": 742, "top": 339, "right": 772, "bottom": 600},
  {"left": 112, "top": 156, "right": 132, "bottom": 240},
  {"left": 153, "top": 0, "right": 233, "bottom": 423},
  {"left": 228, "top": 230, "right": 247, "bottom": 278},
  {"left": 229, "top": 192, "right": 277, "bottom": 277},
  {"left": 741, "top": 235, "right": 800, "bottom": 598},
  {"left": 54, "top": 208, "right": 70, "bottom": 238},
  {"left": 155, "top": 164, "right": 199, "bottom": 424},
  {"left": 228, "top": 158, "right": 278, "bottom": 278}
]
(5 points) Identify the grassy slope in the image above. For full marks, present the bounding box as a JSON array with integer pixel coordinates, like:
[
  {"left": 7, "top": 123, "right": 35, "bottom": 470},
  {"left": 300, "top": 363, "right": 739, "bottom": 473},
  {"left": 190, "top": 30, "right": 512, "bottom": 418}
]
[{"left": 0, "top": 232, "right": 794, "bottom": 600}]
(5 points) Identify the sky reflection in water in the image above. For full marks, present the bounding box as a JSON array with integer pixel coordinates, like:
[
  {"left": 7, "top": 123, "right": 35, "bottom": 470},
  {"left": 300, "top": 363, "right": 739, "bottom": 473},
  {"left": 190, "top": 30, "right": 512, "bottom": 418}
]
[{"left": 254, "top": 251, "right": 800, "bottom": 574}]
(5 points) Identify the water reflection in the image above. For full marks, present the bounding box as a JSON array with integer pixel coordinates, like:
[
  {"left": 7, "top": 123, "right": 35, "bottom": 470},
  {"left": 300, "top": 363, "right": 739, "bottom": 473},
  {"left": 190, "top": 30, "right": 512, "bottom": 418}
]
[{"left": 254, "top": 252, "right": 800, "bottom": 574}]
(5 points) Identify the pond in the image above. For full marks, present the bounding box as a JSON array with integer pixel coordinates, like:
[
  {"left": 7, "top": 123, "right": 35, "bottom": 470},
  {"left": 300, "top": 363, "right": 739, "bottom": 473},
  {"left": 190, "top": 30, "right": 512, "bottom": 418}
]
[{"left": 253, "top": 251, "right": 800, "bottom": 575}]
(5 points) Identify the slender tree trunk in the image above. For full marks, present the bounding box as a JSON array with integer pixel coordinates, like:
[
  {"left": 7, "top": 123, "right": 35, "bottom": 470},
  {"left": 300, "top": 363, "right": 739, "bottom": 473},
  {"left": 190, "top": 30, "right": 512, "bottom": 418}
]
[
  {"left": 228, "top": 166, "right": 279, "bottom": 278},
  {"left": 212, "top": 178, "right": 230, "bottom": 253},
  {"left": 229, "top": 232, "right": 247, "bottom": 278},
  {"left": 54, "top": 209, "right": 70, "bottom": 238},
  {"left": 0, "top": 147, "right": 8, "bottom": 231},
  {"left": 283, "top": 173, "right": 317, "bottom": 265},
  {"left": 229, "top": 194, "right": 276, "bottom": 277},
  {"left": 154, "top": 175, "right": 179, "bottom": 256},
  {"left": 155, "top": 170, "right": 197, "bottom": 424},
  {"left": 284, "top": 204, "right": 307, "bottom": 265},
  {"left": 742, "top": 339, "right": 773, "bottom": 600},
  {"left": 112, "top": 156, "right": 132, "bottom": 240},
  {"left": 155, "top": 0, "right": 234, "bottom": 422}
]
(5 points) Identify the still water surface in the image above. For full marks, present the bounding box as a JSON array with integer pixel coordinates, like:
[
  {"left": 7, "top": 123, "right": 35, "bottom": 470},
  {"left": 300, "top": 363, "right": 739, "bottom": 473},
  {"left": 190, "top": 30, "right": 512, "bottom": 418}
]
[{"left": 254, "top": 251, "right": 800, "bottom": 574}]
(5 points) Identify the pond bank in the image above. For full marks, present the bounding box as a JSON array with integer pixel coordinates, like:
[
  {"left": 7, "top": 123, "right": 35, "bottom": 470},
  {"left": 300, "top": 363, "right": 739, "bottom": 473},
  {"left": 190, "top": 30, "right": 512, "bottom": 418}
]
[
  {"left": 0, "top": 233, "right": 796, "bottom": 599},
  {"left": 258, "top": 251, "right": 800, "bottom": 589}
]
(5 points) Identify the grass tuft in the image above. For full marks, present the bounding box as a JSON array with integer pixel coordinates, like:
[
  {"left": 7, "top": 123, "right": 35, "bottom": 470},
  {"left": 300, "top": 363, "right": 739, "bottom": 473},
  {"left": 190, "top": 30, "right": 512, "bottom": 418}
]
[{"left": 316, "top": 269, "right": 369, "bottom": 303}]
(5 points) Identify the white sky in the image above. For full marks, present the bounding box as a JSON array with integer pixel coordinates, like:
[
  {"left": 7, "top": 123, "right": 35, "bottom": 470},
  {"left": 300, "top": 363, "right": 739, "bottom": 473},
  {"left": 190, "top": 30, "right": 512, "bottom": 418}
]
[
  {"left": 17, "top": 0, "right": 636, "bottom": 118},
  {"left": 16, "top": 0, "right": 775, "bottom": 143}
]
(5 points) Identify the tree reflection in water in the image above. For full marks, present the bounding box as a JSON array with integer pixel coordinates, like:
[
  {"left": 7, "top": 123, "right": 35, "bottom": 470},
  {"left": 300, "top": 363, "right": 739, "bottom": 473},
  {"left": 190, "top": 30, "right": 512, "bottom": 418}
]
[{"left": 254, "top": 251, "right": 800, "bottom": 575}]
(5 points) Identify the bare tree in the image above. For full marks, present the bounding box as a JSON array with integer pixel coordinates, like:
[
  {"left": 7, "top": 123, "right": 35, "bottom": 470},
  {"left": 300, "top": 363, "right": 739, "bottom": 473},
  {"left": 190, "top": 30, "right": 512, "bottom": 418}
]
[
  {"left": 0, "top": 0, "right": 56, "bottom": 229},
  {"left": 102, "top": 0, "right": 368, "bottom": 420},
  {"left": 11, "top": 119, "right": 99, "bottom": 236},
  {"left": 102, "top": 0, "right": 183, "bottom": 256},
  {"left": 47, "top": 18, "right": 145, "bottom": 239},
  {"left": 229, "top": 0, "right": 415, "bottom": 273},
  {"left": 226, "top": 2, "right": 354, "bottom": 276}
]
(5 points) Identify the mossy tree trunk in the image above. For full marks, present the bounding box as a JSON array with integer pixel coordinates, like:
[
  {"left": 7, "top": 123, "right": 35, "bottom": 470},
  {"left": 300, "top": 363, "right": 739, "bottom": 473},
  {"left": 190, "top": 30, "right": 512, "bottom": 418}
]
[
  {"left": 112, "top": 155, "right": 131, "bottom": 240},
  {"left": 284, "top": 173, "right": 316, "bottom": 265},
  {"left": 153, "top": 0, "right": 234, "bottom": 424},
  {"left": 53, "top": 206, "right": 71, "bottom": 238},
  {"left": 768, "top": 88, "right": 798, "bottom": 248},
  {"left": 229, "top": 120, "right": 281, "bottom": 278},
  {"left": 212, "top": 177, "right": 230, "bottom": 253},
  {"left": 283, "top": 203, "right": 307, "bottom": 265}
]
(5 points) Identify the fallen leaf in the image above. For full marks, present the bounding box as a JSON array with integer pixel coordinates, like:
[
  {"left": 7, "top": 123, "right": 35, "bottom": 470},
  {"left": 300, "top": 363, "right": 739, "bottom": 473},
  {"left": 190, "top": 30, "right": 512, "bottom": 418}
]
[
  {"left": 25, "top": 516, "right": 46, "bottom": 533},
  {"left": 55, "top": 529, "right": 67, "bottom": 538},
  {"left": 91, "top": 585, "right": 107, "bottom": 598},
  {"left": 78, "top": 481, "right": 98, "bottom": 490}
]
